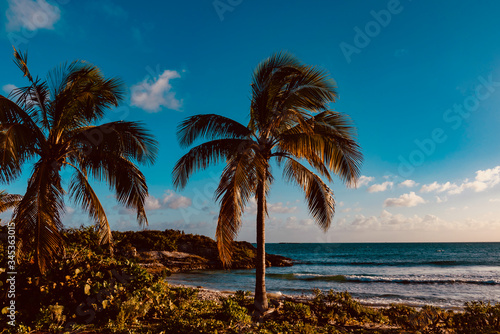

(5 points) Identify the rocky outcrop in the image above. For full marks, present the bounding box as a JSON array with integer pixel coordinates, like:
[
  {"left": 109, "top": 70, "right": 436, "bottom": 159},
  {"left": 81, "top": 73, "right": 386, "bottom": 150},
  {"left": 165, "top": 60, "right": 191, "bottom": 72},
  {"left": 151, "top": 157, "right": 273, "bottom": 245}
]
[{"left": 114, "top": 229, "right": 293, "bottom": 273}]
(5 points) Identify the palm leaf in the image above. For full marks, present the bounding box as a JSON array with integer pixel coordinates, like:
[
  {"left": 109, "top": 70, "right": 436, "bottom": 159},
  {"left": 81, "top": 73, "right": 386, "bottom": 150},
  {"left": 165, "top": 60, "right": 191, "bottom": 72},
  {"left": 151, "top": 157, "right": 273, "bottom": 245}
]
[
  {"left": 15, "top": 161, "right": 65, "bottom": 274},
  {"left": 215, "top": 151, "right": 259, "bottom": 265},
  {"left": 69, "top": 121, "right": 158, "bottom": 165},
  {"left": 177, "top": 114, "right": 251, "bottom": 148},
  {"left": 68, "top": 168, "right": 112, "bottom": 245},
  {"left": 172, "top": 138, "right": 254, "bottom": 189},
  {"left": 282, "top": 158, "right": 334, "bottom": 231}
]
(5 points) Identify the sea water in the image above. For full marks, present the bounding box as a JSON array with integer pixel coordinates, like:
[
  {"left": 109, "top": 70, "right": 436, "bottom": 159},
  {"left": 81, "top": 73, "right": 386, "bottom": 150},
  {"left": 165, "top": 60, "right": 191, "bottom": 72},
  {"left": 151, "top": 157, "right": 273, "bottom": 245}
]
[{"left": 167, "top": 242, "right": 500, "bottom": 309}]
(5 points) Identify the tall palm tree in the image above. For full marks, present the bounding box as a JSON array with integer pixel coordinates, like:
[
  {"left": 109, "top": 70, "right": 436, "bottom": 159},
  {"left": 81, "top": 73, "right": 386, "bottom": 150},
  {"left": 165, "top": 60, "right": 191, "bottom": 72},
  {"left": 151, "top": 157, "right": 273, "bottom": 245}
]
[
  {"left": 173, "top": 52, "right": 362, "bottom": 313},
  {"left": 0, "top": 49, "right": 158, "bottom": 274}
]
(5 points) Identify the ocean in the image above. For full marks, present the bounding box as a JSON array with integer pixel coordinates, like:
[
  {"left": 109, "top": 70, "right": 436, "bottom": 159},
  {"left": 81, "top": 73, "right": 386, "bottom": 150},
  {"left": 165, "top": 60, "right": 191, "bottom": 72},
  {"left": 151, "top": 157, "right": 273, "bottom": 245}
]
[{"left": 166, "top": 242, "right": 500, "bottom": 309}]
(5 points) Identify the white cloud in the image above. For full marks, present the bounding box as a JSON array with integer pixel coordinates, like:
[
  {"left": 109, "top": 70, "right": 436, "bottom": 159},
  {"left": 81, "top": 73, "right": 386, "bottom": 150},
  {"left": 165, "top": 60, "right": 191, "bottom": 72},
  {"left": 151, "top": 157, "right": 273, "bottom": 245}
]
[
  {"left": 399, "top": 180, "right": 418, "bottom": 188},
  {"left": 131, "top": 70, "right": 181, "bottom": 112},
  {"left": 367, "top": 181, "right": 393, "bottom": 193},
  {"left": 384, "top": 192, "right": 425, "bottom": 208},
  {"left": 2, "top": 84, "right": 17, "bottom": 95},
  {"left": 489, "top": 198, "right": 500, "bottom": 203},
  {"left": 145, "top": 196, "right": 161, "bottom": 210},
  {"left": 246, "top": 199, "right": 298, "bottom": 215},
  {"left": 283, "top": 216, "right": 314, "bottom": 229},
  {"left": 357, "top": 175, "right": 374, "bottom": 187},
  {"left": 339, "top": 210, "right": 449, "bottom": 232},
  {"left": 420, "top": 181, "right": 458, "bottom": 194},
  {"left": 163, "top": 190, "right": 191, "bottom": 209},
  {"left": 141, "top": 191, "right": 192, "bottom": 211},
  {"left": 435, "top": 196, "right": 447, "bottom": 203},
  {"left": 6, "top": 0, "right": 60, "bottom": 31},
  {"left": 268, "top": 202, "right": 297, "bottom": 214},
  {"left": 420, "top": 166, "right": 500, "bottom": 196}
]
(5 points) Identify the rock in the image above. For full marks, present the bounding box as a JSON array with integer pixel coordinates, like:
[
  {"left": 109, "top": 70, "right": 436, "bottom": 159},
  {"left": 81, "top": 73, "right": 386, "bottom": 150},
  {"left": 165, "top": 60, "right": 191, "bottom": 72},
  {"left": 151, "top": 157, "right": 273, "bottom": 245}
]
[{"left": 113, "top": 229, "right": 294, "bottom": 273}]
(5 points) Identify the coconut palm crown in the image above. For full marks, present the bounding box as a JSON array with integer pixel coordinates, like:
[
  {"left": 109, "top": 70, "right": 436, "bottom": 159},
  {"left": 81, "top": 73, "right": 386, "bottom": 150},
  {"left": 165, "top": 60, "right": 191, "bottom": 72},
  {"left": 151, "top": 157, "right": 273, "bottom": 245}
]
[
  {"left": 173, "top": 52, "right": 362, "bottom": 312},
  {"left": 0, "top": 49, "right": 158, "bottom": 274}
]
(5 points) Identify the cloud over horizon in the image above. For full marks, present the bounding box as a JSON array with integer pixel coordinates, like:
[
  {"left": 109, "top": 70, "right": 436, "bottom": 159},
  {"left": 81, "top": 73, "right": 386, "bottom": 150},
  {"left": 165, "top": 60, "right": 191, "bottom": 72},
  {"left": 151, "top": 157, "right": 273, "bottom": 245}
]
[{"left": 420, "top": 166, "right": 500, "bottom": 195}]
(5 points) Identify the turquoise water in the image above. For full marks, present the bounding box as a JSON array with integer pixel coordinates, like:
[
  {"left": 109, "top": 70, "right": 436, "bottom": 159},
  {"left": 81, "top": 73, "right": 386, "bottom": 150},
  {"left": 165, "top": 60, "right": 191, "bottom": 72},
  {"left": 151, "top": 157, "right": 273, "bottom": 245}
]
[{"left": 167, "top": 242, "right": 500, "bottom": 308}]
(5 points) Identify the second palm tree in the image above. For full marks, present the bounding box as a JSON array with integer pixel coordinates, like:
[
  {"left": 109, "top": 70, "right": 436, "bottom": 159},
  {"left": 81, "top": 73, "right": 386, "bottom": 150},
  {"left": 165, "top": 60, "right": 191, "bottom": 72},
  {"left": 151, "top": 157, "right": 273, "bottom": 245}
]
[{"left": 173, "top": 52, "right": 362, "bottom": 313}]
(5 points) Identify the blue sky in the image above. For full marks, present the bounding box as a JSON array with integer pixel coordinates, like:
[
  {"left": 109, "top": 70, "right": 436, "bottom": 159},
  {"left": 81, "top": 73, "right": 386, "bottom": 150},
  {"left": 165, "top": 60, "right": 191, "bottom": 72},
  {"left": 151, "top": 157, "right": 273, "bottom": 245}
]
[{"left": 2, "top": 0, "right": 500, "bottom": 242}]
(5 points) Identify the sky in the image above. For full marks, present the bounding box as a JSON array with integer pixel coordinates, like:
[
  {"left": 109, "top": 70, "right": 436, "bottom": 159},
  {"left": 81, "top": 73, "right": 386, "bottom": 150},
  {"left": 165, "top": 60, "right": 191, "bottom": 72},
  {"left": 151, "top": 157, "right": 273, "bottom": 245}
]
[{"left": 1, "top": 0, "right": 500, "bottom": 243}]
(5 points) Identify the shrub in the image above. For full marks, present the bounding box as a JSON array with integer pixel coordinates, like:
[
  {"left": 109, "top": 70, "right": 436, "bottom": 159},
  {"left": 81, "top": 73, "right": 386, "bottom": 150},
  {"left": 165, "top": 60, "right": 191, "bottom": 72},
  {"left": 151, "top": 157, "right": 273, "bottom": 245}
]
[
  {"left": 453, "top": 301, "right": 500, "bottom": 333},
  {"left": 219, "top": 297, "right": 252, "bottom": 324},
  {"left": 311, "top": 289, "right": 385, "bottom": 326},
  {"left": 279, "top": 301, "right": 314, "bottom": 324}
]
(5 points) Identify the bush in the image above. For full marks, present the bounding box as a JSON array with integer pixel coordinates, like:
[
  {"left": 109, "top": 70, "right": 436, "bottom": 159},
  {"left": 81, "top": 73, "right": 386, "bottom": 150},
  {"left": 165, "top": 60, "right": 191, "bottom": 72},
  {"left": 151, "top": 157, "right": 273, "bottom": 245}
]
[
  {"left": 279, "top": 301, "right": 314, "bottom": 324},
  {"left": 219, "top": 297, "right": 252, "bottom": 324},
  {"left": 453, "top": 301, "right": 500, "bottom": 333},
  {"left": 311, "top": 289, "right": 385, "bottom": 326}
]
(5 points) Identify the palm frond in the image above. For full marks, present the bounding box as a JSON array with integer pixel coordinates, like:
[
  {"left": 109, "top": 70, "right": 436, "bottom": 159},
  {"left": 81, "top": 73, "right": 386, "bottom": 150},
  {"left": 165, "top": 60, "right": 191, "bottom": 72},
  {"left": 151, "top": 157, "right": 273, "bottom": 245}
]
[
  {"left": 172, "top": 138, "right": 254, "bottom": 189},
  {"left": 68, "top": 167, "right": 112, "bottom": 245},
  {"left": 277, "top": 110, "right": 362, "bottom": 186},
  {"left": 215, "top": 151, "right": 259, "bottom": 265},
  {"left": 282, "top": 158, "right": 334, "bottom": 231},
  {"left": 14, "top": 160, "right": 65, "bottom": 274},
  {"left": 52, "top": 64, "right": 125, "bottom": 127},
  {"left": 0, "top": 124, "right": 39, "bottom": 183},
  {"left": 177, "top": 114, "right": 251, "bottom": 148},
  {"left": 0, "top": 95, "right": 43, "bottom": 132},
  {"left": 79, "top": 153, "right": 149, "bottom": 226},
  {"left": 13, "top": 48, "right": 33, "bottom": 82},
  {"left": 69, "top": 121, "right": 158, "bottom": 165}
]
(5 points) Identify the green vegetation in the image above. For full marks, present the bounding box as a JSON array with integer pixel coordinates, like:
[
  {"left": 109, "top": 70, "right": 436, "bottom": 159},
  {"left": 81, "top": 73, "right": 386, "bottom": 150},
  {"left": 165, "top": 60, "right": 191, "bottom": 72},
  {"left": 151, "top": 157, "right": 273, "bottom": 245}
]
[
  {"left": 1, "top": 226, "right": 499, "bottom": 333},
  {"left": 173, "top": 52, "right": 362, "bottom": 312}
]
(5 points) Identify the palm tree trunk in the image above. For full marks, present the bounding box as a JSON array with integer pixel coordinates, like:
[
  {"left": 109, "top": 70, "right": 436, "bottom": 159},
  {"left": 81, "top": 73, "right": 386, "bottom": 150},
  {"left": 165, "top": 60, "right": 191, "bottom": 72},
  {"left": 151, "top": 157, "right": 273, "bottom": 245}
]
[{"left": 254, "top": 179, "right": 268, "bottom": 313}]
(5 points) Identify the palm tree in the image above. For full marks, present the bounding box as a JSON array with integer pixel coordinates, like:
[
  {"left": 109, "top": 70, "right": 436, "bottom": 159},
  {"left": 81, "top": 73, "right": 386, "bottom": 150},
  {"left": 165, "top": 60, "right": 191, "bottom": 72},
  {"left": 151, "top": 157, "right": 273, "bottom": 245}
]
[
  {"left": 0, "top": 49, "right": 158, "bottom": 274},
  {"left": 173, "top": 52, "right": 362, "bottom": 313}
]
